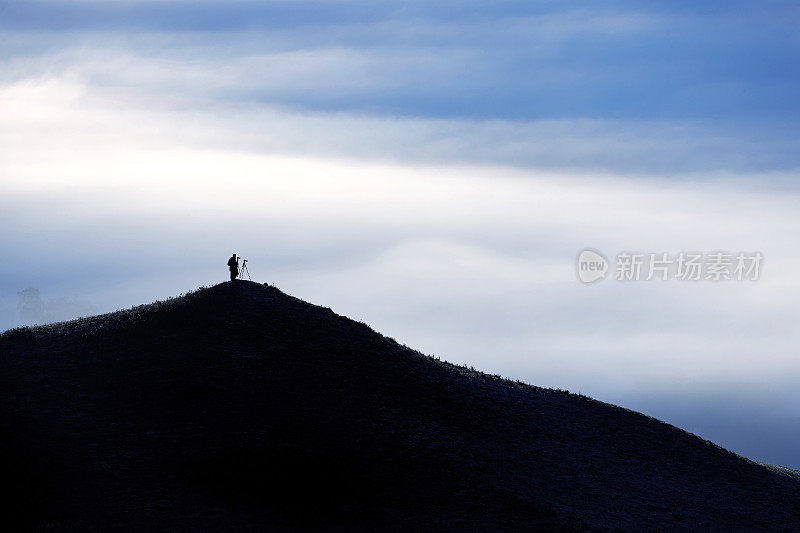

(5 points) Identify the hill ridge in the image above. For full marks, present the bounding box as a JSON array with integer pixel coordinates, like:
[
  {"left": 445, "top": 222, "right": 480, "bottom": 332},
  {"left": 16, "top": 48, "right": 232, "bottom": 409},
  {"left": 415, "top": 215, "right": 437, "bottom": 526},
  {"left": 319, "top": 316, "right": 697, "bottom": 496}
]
[{"left": 2, "top": 280, "right": 799, "bottom": 530}]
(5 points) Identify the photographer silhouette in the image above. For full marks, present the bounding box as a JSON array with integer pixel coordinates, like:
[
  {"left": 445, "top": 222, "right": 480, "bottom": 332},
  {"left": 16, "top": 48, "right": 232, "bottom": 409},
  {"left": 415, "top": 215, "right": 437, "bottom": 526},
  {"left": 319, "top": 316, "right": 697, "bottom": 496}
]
[{"left": 227, "top": 253, "right": 239, "bottom": 281}]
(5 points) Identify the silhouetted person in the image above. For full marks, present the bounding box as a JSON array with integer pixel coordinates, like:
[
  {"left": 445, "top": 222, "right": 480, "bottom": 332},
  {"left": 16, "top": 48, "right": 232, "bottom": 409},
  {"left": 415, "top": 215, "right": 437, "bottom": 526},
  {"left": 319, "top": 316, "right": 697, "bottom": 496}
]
[{"left": 227, "top": 254, "right": 239, "bottom": 281}]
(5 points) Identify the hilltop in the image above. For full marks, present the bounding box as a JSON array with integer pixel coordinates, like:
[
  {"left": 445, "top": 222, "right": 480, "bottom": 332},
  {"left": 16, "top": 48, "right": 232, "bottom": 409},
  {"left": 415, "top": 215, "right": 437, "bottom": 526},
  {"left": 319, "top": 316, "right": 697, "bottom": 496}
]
[{"left": 2, "top": 281, "right": 799, "bottom": 531}]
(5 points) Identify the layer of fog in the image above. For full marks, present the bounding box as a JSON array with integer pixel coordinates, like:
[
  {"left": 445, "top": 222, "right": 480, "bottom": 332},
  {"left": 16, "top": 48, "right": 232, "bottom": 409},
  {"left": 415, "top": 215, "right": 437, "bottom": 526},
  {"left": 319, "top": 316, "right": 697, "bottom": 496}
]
[{"left": 3, "top": 78, "right": 800, "bottom": 467}]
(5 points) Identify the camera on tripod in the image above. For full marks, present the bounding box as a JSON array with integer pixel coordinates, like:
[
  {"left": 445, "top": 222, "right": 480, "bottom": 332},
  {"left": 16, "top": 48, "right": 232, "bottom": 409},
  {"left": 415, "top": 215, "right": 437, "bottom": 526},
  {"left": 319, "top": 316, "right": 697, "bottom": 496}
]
[{"left": 237, "top": 257, "right": 251, "bottom": 280}]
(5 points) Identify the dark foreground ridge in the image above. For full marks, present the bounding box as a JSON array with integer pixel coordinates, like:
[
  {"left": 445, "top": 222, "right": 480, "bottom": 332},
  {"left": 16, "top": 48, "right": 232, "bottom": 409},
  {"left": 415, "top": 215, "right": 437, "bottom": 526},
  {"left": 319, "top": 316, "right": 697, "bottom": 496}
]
[{"left": 2, "top": 281, "right": 799, "bottom": 531}]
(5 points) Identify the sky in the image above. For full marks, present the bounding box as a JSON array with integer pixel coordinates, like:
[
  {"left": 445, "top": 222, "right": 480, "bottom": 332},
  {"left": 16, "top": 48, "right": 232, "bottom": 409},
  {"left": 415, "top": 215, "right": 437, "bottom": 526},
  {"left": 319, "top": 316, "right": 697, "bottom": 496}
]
[{"left": 2, "top": 0, "right": 800, "bottom": 467}]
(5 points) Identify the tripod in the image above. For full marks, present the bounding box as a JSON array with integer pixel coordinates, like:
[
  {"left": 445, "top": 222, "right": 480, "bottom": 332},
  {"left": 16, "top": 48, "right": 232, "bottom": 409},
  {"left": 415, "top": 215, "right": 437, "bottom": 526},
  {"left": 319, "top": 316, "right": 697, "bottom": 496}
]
[{"left": 239, "top": 259, "right": 252, "bottom": 280}]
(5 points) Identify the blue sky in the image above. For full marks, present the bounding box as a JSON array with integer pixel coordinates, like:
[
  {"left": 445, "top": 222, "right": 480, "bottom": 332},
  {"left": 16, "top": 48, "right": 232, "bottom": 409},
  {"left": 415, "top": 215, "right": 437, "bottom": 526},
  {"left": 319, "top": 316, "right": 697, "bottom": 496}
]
[{"left": 2, "top": 1, "right": 800, "bottom": 467}]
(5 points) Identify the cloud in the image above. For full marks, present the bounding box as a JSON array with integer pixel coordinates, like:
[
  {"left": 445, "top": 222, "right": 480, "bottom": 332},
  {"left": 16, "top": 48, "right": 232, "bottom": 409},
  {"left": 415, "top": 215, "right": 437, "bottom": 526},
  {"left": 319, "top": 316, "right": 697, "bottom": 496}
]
[
  {"left": 3, "top": 77, "right": 799, "bottom": 392},
  {"left": 3, "top": 77, "right": 799, "bottom": 176},
  {"left": 2, "top": 1, "right": 799, "bottom": 129},
  {"left": 17, "top": 288, "right": 96, "bottom": 325},
  {"left": 2, "top": 0, "right": 800, "bottom": 467}
]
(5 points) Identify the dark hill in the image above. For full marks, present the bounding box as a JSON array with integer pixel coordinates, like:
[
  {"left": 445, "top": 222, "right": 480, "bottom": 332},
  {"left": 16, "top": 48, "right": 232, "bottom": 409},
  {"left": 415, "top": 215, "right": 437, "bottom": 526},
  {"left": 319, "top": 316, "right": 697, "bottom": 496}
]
[{"left": 1, "top": 281, "right": 799, "bottom": 531}]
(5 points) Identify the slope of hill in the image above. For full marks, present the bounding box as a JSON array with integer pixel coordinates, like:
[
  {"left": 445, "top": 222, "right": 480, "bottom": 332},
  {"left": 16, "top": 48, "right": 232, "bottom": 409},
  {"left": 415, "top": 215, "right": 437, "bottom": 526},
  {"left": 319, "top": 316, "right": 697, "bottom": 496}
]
[{"left": 1, "top": 280, "right": 799, "bottom": 531}]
